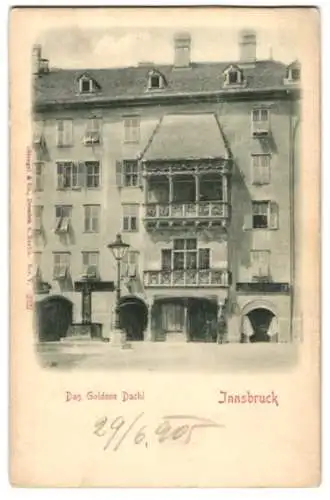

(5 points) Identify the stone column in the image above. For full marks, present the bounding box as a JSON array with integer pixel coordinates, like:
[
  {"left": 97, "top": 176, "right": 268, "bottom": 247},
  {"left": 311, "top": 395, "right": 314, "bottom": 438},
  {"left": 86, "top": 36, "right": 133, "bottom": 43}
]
[
  {"left": 144, "top": 298, "right": 154, "bottom": 341},
  {"left": 183, "top": 299, "right": 189, "bottom": 340},
  {"left": 226, "top": 312, "right": 242, "bottom": 343},
  {"left": 222, "top": 175, "right": 228, "bottom": 202},
  {"left": 195, "top": 174, "right": 200, "bottom": 202},
  {"left": 143, "top": 174, "right": 149, "bottom": 204},
  {"left": 81, "top": 283, "right": 92, "bottom": 324},
  {"left": 168, "top": 175, "right": 173, "bottom": 203}
]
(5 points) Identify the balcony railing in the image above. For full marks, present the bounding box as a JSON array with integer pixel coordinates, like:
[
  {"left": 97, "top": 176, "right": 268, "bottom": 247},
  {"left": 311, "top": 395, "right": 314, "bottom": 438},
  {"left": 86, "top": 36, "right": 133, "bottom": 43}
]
[
  {"left": 143, "top": 268, "right": 229, "bottom": 287},
  {"left": 145, "top": 201, "right": 229, "bottom": 219}
]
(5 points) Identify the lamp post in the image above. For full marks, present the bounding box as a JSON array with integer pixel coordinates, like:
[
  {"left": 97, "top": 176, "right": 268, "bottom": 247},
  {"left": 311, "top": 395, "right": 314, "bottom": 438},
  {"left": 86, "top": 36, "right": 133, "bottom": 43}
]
[{"left": 107, "top": 233, "right": 130, "bottom": 347}]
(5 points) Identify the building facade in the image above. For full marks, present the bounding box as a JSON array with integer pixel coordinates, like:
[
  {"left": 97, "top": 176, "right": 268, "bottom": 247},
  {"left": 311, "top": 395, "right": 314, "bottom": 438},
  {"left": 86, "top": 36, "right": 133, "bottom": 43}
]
[{"left": 32, "top": 31, "right": 301, "bottom": 343}]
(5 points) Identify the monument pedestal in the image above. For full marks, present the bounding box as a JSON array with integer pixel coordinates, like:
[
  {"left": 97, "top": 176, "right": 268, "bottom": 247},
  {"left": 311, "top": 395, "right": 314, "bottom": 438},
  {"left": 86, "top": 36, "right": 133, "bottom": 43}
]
[
  {"left": 62, "top": 323, "right": 104, "bottom": 343},
  {"left": 110, "top": 329, "right": 132, "bottom": 349}
]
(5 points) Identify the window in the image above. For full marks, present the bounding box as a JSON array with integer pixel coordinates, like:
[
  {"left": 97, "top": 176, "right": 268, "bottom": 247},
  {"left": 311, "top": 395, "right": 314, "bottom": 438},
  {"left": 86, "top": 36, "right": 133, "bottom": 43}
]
[
  {"left": 252, "top": 108, "right": 269, "bottom": 123},
  {"left": 229, "top": 71, "right": 239, "bottom": 84},
  {"left": 33, "top": 121, "right": 45, "bottom": 147},
  {"left": 252, "top": 110, "right": 269, "bottom": 136},
  {"left": 161, "top": 249, "right": 172, "bottom": 270},
  {"left": 252, "top": 155, "right": 271, "bottom": 185},
  {"left": 57, "top": 120, "right": 73, "bottom": 147},
  {"left": 57, "top": 161, "right": 100, "bottom": 189},
  {"left": 286, "top": 64, "right": 301, "bottom": 82},
  {"left": 84, "top": 205, "right": 100, "bottom": 233},
  {"left": 82, "top": 251, "right": 99, "bottom": 278},
  {"left": 78, "top": 75, "right": 101, "bottom": 94},
  {"left": 244, "top": 201, "right": 278, "bottom": 230},
  {"left": 55, "top": 205, "right": 71, "bottom": 233},
  {"left": 147, "top": 71, "right": 165, "bottom": 90},
  {"left": 161, "top": 239, "right": 210, "bottom": 270},
  {"left": 123, "top": 160, "right": 138, "bottom": 187},
  {"left": 116, "top": 160, "right": 141, "bottom": 188},
  {"left": 56, "top": 161, "right": 79, "bottom": 189},
  {"left": 124, "top": 116, "right": 140, "bottom": 143},
  {"left": 33, "top": 162, "right": 44, "bottom": 191},
  {"left": 86, "top": 161, "right": 100, "bottom": 188},
  {"left": 80, "top": 78, "right": 93, "bottom": 93},
  {"left": 53, "top": 252, "right": 70, "bottom": 280},
  {"left": 224, "top": 66, "right": 243, "bottom": 86},
  {"left": 251, "top": 250, "right": 270, "bottom": 279},
  {"left": 198, "top": 248, "right": 210, "bottom": 270},
  {"left": 84, "top": 118, "right": 101, "bottom": 144},
  {"left": 252, "top": 201, "right": 269, "bottom": 229},
  {"left": 33, "top": 205, "right": 43, "bottom": 232},
  {"left": 291, "top": 68, "right": 300, "bottom": 81},
  {"left": 122, "top": 250, "right": 139, "bottom": 277},
  {"left": 252, "top": 108, "right": 270, "bottom": 136},
  {"left": 122, "top": 204, "right": 139, "bottom": 232},
  {"left": 150, "top": 75, "right": 161, "bottom": 88}
]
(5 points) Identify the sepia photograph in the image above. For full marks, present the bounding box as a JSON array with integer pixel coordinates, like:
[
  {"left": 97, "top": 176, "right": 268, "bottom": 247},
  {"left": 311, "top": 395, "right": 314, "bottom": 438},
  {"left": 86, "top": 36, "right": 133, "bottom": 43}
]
[{"left": 31, "top": 22, "right": 301, "bottom": 371}]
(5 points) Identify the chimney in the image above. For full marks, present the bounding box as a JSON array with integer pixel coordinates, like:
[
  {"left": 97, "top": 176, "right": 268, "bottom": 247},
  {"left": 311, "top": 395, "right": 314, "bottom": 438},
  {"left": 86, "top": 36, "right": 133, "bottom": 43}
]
[
  {"left": 32, "top": 44, "right": 42, "bottom": 75},
  {"left": 239, "top": 30, "right": 256, "bottom": 63},
  {"left": 174, "top": 32, "right": 191, "bottom": 68}
]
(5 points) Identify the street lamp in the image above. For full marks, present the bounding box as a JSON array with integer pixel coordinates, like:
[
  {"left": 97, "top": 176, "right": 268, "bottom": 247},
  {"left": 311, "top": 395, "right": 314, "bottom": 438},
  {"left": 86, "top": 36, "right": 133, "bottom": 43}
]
[{"left": 107, "top": 233, "right": 130, "bottom": 347}]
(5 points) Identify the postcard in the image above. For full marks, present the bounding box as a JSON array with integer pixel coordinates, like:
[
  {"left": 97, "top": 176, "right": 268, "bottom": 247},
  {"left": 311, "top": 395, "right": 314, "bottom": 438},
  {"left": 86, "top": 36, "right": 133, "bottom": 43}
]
[{"left": 10, "top": 6, "right": 320, "bottom": 487}]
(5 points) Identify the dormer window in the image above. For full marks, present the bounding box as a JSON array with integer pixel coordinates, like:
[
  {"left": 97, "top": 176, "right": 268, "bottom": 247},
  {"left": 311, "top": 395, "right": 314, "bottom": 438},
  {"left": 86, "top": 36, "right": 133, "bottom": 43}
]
[
  {"left": 290, "top": 68, "right": 300, "bottom": 81},
  {"left": 80, "top": 78, "right": 93, "bottom": 93},
  {"left": 77, "top": 73, "right": 101, "bottom": 94},
  {"left": 284, "top": 61, "right": 301, "bottom": 84},
  {"left": 147, "top": 70, "right": 166, "bottom": 91},
  {"left": 228, "top": 71, "right": 239, "bottom": 84},
  {"left": 150, "top": 75, "right": 161, "bottom": 89},
  {"left": 223, "top": 65, "right": 244, "bottom": 87}
]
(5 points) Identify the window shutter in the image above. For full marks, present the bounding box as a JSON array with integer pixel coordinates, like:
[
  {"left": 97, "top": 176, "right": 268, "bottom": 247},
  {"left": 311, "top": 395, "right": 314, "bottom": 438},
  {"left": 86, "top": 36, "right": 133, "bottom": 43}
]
[
  {"left": 116, "top": 160, "right": 123, "bottom": 188},
  {"left": 78, "top": 161, "right": 86, "bottom": 188},
  {"left": 57, "top": 121, "right": 63, "bottom": 146},
  {"left": 243, "top": 214, "right": 253, "bottom": 230},
  {"left": 137, "top": 161, "right": 143, "bottom": 188},
  {"left": 57, "top": 173, "right": 65, "bottom": 190},
  {"left": 269, "top": 202, "right": 279, "bottom": 229},
  {"left": 64, "top": 120, "right": 73, "bottom": 145},
  {"left": 198, "top": 248, "right": 210, "bottom": 269}
]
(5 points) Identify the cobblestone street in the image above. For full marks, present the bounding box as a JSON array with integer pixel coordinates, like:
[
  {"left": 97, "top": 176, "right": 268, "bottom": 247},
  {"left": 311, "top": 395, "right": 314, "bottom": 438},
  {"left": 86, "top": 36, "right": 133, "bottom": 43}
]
[{"left": 36, "top": 341, "right": 298, "bottom": 372}]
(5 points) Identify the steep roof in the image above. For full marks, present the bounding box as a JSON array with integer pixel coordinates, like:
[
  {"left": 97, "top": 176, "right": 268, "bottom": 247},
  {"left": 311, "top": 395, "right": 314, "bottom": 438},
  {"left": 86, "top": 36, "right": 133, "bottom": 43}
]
[
  {"left": 34, "top": 59, "right": 292, "bottom": 107},
  {"left": 142, "top": 113, "right": 228, "bottom": 161}
]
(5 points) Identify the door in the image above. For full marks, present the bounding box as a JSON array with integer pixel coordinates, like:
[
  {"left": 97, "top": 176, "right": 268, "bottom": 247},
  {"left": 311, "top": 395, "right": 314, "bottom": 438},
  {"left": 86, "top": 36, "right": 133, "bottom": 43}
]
[
  {"left": 36, "top": 296, "right": 73, "bottom": 342},
  {"left": 161, "top": 302, "right": 184, "bottom": 332}
]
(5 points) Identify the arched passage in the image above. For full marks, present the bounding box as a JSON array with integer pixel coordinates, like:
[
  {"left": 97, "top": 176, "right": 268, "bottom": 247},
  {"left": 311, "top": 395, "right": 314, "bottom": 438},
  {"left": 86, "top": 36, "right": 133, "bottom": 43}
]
[
  {"left": 119, "top": 295, "right": 148, "bottom": 341},
  {"left": 241, "top": 300, "right": 278, "bottom": 343},
  {"left": 35, "top": 295, "right": 73, "bottom": 342}
]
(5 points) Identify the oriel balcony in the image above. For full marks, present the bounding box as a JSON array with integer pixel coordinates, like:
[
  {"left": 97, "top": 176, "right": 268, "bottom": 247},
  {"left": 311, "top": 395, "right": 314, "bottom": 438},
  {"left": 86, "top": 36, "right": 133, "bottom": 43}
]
[
  {"left": 143, "top": 268, "right": 229, "bottom": 288},
  {"left": 143, "top": 166, "right": 230, "bottom": 230},
  {"left": 145, "top": 201, "right": 228, "bottom": 221}
]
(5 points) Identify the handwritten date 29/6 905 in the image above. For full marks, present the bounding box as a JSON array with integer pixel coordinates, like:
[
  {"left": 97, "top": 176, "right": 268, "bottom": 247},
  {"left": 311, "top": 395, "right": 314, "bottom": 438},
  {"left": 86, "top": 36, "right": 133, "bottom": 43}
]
[{"left": 93, "top": 413, "right": 225, "bottom": 451}]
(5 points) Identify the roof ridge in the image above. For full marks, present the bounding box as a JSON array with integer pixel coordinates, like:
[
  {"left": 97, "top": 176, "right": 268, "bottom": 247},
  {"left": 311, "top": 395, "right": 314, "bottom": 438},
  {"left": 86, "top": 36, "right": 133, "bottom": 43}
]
[{"left": 46, "top": 58, "right": 286, "bottom": 74}]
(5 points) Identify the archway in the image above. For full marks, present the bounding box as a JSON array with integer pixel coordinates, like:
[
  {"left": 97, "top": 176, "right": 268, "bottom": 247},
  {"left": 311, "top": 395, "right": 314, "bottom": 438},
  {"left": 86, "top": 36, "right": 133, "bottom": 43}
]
[
  {"left": 119, "top": 295, "right": 148, "bottom": 341},
  {"left": 247, "top": 308, "right": 275, "bottom": 343},
  {"left": 35, "top": 295, "right": 73, "bottom": 342},
  {"left": 188, "top": 297, "right": 218, "bottom": 342},
  {"left": 241, "top": 299, "right": 279, "bottom": 343}
]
